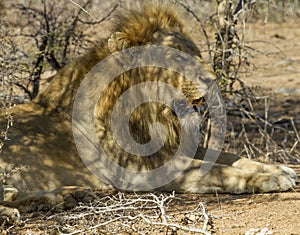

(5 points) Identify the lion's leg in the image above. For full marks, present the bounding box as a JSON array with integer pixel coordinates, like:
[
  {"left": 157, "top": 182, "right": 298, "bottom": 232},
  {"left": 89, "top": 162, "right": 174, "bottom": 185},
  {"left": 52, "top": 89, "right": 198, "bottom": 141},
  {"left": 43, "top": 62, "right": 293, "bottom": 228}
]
[
  {"left": 163, "top": 158, "right": 297, "bottom": 194},
  {"left": 0, "top": 205, "right": 20, "bottom": 224},
  {"left": 1, "top": 186, "right": 96, "bottom": 213},
  {"left": 194, "top": 147, "right": 298, "bottom": 180},
  {"left": 194, "top": 147, "right": 240, "bottom": 165},
  {"left": 231, "top": 157, "right": 298, "bottom": 180}
]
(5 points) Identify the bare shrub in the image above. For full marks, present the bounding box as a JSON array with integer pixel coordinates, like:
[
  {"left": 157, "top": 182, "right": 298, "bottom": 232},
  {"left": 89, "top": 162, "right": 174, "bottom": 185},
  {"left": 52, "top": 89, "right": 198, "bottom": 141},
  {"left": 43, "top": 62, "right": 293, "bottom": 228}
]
[{"left": 2, "top": 0, "right": 118, "bottom": 100}]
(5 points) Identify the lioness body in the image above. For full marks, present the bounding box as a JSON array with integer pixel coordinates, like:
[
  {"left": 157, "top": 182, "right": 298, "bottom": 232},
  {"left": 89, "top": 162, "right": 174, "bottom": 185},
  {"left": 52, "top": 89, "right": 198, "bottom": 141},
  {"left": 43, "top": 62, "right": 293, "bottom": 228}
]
[{"left": 0, "top": 4, "right": 297, "bottom": 219}]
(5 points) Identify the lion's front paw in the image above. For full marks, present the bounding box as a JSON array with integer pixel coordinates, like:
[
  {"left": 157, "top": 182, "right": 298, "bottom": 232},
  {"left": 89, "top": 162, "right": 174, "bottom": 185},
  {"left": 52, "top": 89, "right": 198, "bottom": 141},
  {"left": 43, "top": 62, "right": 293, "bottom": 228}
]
[
  {"left": 279, "top": 165, "right": 298, "bottom": 181},
  {"left": 253, "top": 173, "right": 296, "bottom": 193}
]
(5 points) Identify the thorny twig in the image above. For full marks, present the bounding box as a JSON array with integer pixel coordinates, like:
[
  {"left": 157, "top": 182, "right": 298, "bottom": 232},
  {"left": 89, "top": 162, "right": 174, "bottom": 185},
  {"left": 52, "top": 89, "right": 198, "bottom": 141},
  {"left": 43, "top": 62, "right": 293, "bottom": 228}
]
[
  {"left": 69, "top": 0, "right": 119, "bottom": 24},
  {"left": 175, "top": 0, "right": 213, "bottom": 62},
  {"left": 0, "top": 166, "right": 26, "bottom": 183},
  {"left": 230, "top": 95, "right": 300, "bottom": 162},
  {"left": 43, "top": 192, "right": 212, "bottom": 235}
]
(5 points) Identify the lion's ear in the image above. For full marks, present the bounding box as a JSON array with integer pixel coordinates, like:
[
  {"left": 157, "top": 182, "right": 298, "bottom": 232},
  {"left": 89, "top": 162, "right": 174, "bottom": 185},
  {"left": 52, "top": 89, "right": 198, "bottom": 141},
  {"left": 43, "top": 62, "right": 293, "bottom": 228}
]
[{"left": 108, "top": 32, "right": 131, "bottom": 53}]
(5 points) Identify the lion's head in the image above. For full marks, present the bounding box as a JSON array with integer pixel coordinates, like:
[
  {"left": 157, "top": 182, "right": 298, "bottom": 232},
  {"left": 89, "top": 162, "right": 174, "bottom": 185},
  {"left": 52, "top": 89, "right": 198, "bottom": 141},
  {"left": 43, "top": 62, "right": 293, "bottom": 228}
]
[{"left": 85, "top": 4, "right": 218, "bottom": 172}]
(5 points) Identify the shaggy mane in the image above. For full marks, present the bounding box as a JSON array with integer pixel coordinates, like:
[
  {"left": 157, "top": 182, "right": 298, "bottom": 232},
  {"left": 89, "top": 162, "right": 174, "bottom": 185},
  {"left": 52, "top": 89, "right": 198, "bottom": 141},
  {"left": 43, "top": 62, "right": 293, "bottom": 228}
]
[{"left": 112, "top": 3, "right": 183, "bottom": 45}]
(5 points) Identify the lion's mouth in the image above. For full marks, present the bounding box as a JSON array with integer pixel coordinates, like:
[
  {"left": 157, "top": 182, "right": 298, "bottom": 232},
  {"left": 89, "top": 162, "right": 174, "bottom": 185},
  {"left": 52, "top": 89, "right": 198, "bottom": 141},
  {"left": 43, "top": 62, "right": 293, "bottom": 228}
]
[
  {"left": 172, "top": 97, "right": 204, "bottom": 118},
  {"left": 191, "top": 97, "right": 204, "bottom": 107}
]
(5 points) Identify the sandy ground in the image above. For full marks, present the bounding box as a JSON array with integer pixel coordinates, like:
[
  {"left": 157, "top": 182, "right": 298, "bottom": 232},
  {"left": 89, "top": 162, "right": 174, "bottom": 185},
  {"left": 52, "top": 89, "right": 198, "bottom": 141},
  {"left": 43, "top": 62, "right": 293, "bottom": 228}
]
[{"left": 204, "top": 166, "right": 300, "bottom": 234}]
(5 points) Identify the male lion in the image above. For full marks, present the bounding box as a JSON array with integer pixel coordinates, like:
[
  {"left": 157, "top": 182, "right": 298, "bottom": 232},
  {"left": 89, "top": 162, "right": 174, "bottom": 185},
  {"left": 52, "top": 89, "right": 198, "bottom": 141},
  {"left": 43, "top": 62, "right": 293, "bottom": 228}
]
[{"left": 0, "top": 3, "right": 297, "bottom": 220}]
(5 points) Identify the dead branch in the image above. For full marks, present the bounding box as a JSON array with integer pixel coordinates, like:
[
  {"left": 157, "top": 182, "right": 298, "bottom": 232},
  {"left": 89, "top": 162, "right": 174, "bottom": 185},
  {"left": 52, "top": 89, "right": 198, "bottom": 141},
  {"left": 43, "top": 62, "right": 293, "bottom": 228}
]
[
  {"left": 175, "top": 0, "right": 213, "bottom": 62},
  {"left": 43, "top": 192, "right": 212, "bottom": 234}
]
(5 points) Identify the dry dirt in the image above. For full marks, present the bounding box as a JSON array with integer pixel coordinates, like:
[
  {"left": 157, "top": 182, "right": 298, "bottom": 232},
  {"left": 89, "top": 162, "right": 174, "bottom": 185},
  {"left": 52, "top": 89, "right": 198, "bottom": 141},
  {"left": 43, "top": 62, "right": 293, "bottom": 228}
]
[{"left": 1, "top": 21, "right": 300, "bottom": 235}]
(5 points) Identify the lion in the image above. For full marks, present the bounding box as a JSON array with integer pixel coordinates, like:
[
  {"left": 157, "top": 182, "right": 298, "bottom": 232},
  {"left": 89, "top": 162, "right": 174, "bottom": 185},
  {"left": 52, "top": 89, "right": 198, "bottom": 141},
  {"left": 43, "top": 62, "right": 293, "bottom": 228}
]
[{"left": 0, "top": 3, "right": 297, "bottom": 222}]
